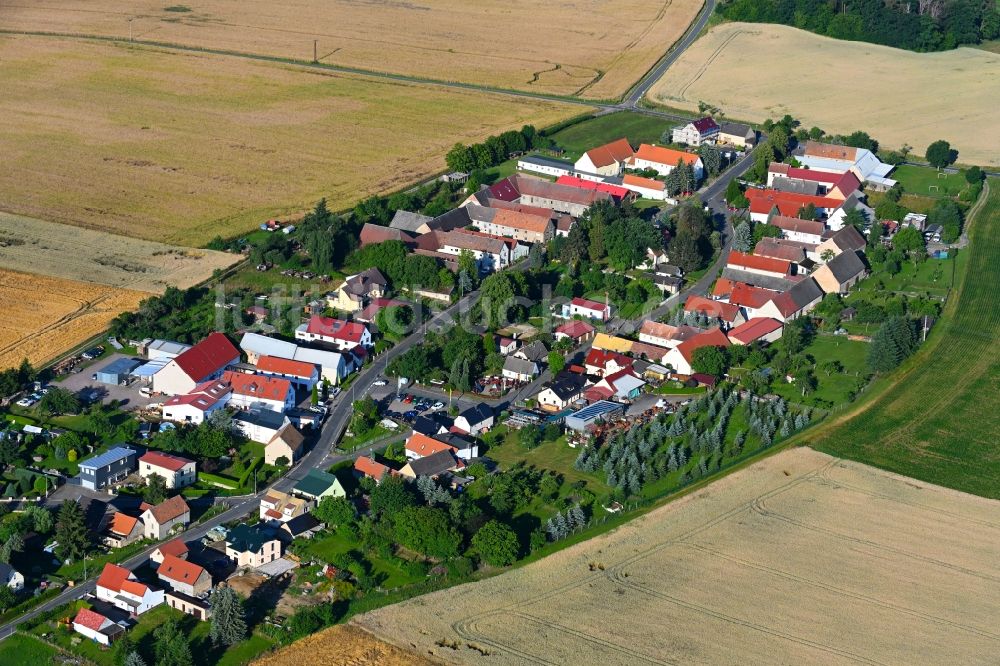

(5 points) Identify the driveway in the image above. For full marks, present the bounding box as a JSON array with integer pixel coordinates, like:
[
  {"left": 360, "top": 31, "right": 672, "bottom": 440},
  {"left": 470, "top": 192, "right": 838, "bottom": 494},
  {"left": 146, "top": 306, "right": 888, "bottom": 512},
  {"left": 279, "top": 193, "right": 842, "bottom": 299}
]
[{"left": 57, "top": 354, "right": 158, "bottom": 410}]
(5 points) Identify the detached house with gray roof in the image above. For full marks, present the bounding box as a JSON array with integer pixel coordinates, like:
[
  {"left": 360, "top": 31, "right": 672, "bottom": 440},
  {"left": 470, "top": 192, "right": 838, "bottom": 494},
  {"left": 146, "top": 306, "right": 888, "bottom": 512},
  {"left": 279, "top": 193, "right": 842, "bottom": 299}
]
[
  {"left": 77, "top": 446, "right": 137, "bottom": 491},
  {"left": 812, "top": 250, "right": 869, "bottom": 295}
]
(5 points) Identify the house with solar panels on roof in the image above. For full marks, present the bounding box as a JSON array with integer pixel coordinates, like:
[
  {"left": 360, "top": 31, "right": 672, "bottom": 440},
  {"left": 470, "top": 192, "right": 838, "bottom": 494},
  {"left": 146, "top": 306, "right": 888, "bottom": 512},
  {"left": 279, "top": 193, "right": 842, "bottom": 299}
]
[
  {"left": 77, "top": 446, "right": 137, "bottom": 491},
  {"left": 564, "top": 400, "right": 626, "bottom": 433}
]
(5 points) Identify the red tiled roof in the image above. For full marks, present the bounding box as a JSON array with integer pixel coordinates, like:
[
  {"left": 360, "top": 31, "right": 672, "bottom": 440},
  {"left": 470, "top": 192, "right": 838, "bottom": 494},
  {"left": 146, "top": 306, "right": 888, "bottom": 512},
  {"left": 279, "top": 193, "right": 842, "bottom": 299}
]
[
  {"left": 632, "top": 144, "right": 701, "bottom": 167},
  {"left": 582, "top": 138, "right": 634, "bottom": 168},
  {"left": 726, "top": 251, "right": 792, "bottom": 276},
  {"left": 487, "top": 176, "right": 520, "bottom": 202},
  {"left": 144, "top": 495, "right": 190, "bottom": 525},
  {"left": 676, "top": 327, "right": 731, "bottom": 363},
  {"left": 712, "top": 277, "right": 736, "bottom": 299},
  {"left": 256, "top": 355, "right": 317, "bottom": 379},
  {"left": 222, "top": 371, "right": 291, "bottom": 403},
  {"left": 405, "top": 433, "right": 457, "bottom": 457},
  {"left": 555, "top": 320, "right": 595, "bottom": 338},
  {"left": 728, "top": 317, "right": 784, "bottom": 344},
  {"left": 803, "top": 141, "right": 859, "bottom": 161},
  {"left": 357, "top": 298, "right": 408, "bottom": 323},
  {"left": 97, "top": 563, "right": 132, "bottom": 593},
  {"left": 354, "top": 456, "right": 393, "bottom": 481},
  {"left": 108, "top": 512, "right": 139, "bottom": 537},
  {"left": 831, "top": 170, "right": 862, "bottom": 195},
  {"left": 555, "top": 176, "right": 630, "bottom": 200},
  {"left": 583, "top": 385, "right": 615, "bottom": 401},
  {"left": 171, "top": 332, "right": 239, "bottom": 382},
  {"left": 622, "top": 174, "right": 666, "bottom": 191},
  {"left": 157, "top": 539, "right": 189, "bottom": 559},
  {"left": 570, "top": 297, "right": 608, "bottom": 312},
  {"left": 770, "top": 164, "right": 844, "bottom": 185},
  {"left": 585, "top": 347, "right": 633, "bottom": 370},
  {"left": 359, "top": 223, "right": 413, "bottom": 247},
  {"left": 491, "top": 208, "right": 553, "bottom": 234},
  {"left": 728, "top": 282, "right": 777, "bottom": 310},
  {"left": 163, "top": 380, "right": 230, "bottom": 411},
  {"left": 74, "top": 607, "right": 110, "bottom": 632},
  {"left": 684, "top": 295, "right": 741, "bottom": 322},
  {"left": 159, "top": 554, "right": 206, "bottom": 585},
  {"left": 119, "top": 579, "right": 149, "bottom": 597},
  {"left": 140, "top": 451, "right": 192, "bottom": 473},
  {"left": 746, "top": 189, "right": 843, "bottom": 217},
  {"left": 305, "top": 316, "right": 368, "bottom": 343}
]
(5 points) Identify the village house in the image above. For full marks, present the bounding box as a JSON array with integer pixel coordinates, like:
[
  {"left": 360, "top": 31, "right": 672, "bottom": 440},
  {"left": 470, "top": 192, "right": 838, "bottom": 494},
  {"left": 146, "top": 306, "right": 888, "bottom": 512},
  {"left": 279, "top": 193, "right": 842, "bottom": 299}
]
[
  {"left": 226, "top": 524, "right": 283, "bottom": 568},
  {"left": 77, "top": 446, "right": 137, "bottom": 492},
  {"left": 727, "top": 318, "right": 784, "bottom": 345},
  {"left": 502, "top": 356, "right": 539, "bottom": 383},
  {"left": 354, "top": 455, "right": 397, "bottom": 484},
  {"left": 796, "top": 141, "right": 896, "bottom": 190},
  {"left": 453, "top": 403, "right": 494, "bottom": 435},
  {"left": 663, "top": 327, "right": 731, "bottom": 375},
  {"left": 327, "top": 268, "right": 388, "bottom": 312},
  {"left": 0, "top": 563, "right": 23, "bottom": 592},
  {"left": 621, "top": 173, "right": 668, "bottom": 201},
  {"left": 139, "top": 451, "right": 196, "bottom": 490},
  {"left": 767, "top": 164, "right": 861, "bottom": 200},
  {"left": 573, "top": 138, "right": 635, "bottom": 176},
  {"left": 161, "top": 380, "right": 231, "bottom": 425},
  {"left": 399, "top": 449, "right": 464, "bottom": 480},
  {"left": 359, "top": 222, "right": 414, "bottom": 248},
  {"left": 817, "top": 225, "right": 867, "bottom": 260},
  {"left": 517, "top": 154, "right": 575, "bottom": 178},
  {"left": 152, "top": 332, "right": 240, "bottom": 396},
  {"left": 150, "top": 538, "right": 189, "bottom": 567},
  {"left": 753, "top": 237, "right": 816, "bottom": 267},
  {"left": 767, "top": 215, "right": 827, "bottom": 245},
  {"left": 259, "top": 490, "right": 311, "bottom": 526},
  {"left": 497, "top": 336, "right": 519, "bottom": 355},
  {"left": 826, "top": 192, "right": 876, "bottom": 231},
  {"left": 588, "top": 368, "right": 646, "bottom": 402},
  {"left": 755, "top": 277, "right": 825, "bottom": 322},
  {"left": 584, "top": 348, "right": 634, "bottom": 377},
  {"left": 295, "top": 316, "right": 372, "bottom": 351},
  {"left": 158, "top": 554, "right": 212, "bottom": 598},
  {"left": 467, "top": 204, "right": 554, "bottom": 243},
  {"left": 684, "top": 294, "right": 747, "bottom": 329},
  {"left": 389, "top": 210, "right": 434, "bottom": 234},
  {"left": 102, "top": 512, "right": 144, "bottom": 549},
  {"left": 240, "top": 333, "right": 350, "bottom": 385},
  {"left": 221, "top": 371, "right": 295, "bottom": 414},
  {"left": 96, "top": 563, "right": 164, "bottom": 616},
  {"left": 141, "top": 495, "right": 191, "bottom": 540},
  {"left": 717, "top": 122, "right": 756, "bottom": 148},
  {"left": 671, "top": 117, "right": 720, "bottom": 146},
  {"left": 536, "top": 371, "right": 589, "bottom": 411},
  {"left": 292, "top": 468, "right": 346, "bottom": 502},
  {"left": 561, "top": 296, "right": 613, "bottom": 322},
  {"left": 415, "top": 229, "right": 511, "bottom": 274},
  {"left": 554, "top": 319, "right": 596, "bottom": 345},
  {"left": 73, "top": 608, "right": 124, "bottom": 646},
  {"left": 234, "top": 409, "right": 290, "bottom": 444},
  {"left": 726, "top": 251, "right": 794, "bottom": 279},
  {"left": 637, "top": 321, "right": 701, "bottom": 350},
  {"left": 264, "top": 422, "right": 304, "bottom": 466},
  {"left": 726, "top": 282, "right": 781, "bottom": 320},
  {"left": 513, "top": 340, "right": 548, "bottom": 363},
  {"left": 254, "top": 355, "right": 319, "bottom": 391},
  {"left": 591, "top": 332, "right": 634, "bottom": 355},
  {"left": 746, "top": 189, "right": 844, "bottom": 223},
  {"left": 811, "top": 249, "right": 869, "bottom": 294},
  {"left": 484, "top": 175, "right": 613, "bottom": 217},
  {"left": 629, "top": 144, "right": 704, "bottom": 180},
  {"left": 555, "top": 176, "right": 632, "bottom": 203}
]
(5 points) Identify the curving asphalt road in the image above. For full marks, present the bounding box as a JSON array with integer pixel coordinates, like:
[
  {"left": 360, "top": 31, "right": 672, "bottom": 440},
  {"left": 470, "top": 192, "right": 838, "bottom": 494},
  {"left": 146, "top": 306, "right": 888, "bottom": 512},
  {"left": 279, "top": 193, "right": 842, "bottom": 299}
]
[{"left": 0, "top": 3, "right": 737, "bottom": 638}]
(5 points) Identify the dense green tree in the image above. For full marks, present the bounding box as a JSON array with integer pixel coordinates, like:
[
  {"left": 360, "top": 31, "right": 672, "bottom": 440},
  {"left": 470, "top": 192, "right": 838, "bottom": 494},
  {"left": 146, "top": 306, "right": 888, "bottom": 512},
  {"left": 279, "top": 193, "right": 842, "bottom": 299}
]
[
  {"left": 313, "top": 496, "right": 356, "bottom": 527},
  {"left": 350, "top": 396, "right": 380, "bottom": 434},
  {"left": 867, "top": 316, "right": 917, "bottom": 372},
  {"left": 893, "top": 226, "right": 925, "bottom": 254},
  {"left": 55, "top": 499, "right": 89, "bottom": 562},
  {"left": 733, "top": 220, "right": 753, "bottom": 252},
  {"left": 725, "top": 179, "right": 749, "bottom": 207},
  {"left": 369, "top": 475, "right": 417, "bottom": 518},
  {"left": 691, "top": 346, "right": 728, "bottom": 377},
  {"left": 472, "top": 520, "right": 520, "bottom": 567},
  {"left": 547, "top": 351, "right": 566, "bottom": 375},
  {"left": 519, "top": 425, "right": 542, "bottom": 449},
  {"left": 698, "top": 144, "right": 722, "bottom": 176},
  {"left": 393, "top": 506, "right": 462, "bottom": 559},
  {"left": 143, "top": 473, "right": 168, "bottom": 505},
  {"left": 964, "top": 166, "right": 984, "bottom": 184},
  {"left": 37, "top": 387, "right": 81, "bottom": 416},
  {"left": 925, "top": 140, "right": 955, "bottom": 168},
  {"left": 0, "top": 586, "right": 17, "bottom": 612},
  {"left": 209, "top": 586, "right": 247, "bottom": 647},
  {"left": 445, "top": 143, "right": 475, "bottom": 172},
  {"left": 153, "top": 619, "right": 193, "bottom": 666}
]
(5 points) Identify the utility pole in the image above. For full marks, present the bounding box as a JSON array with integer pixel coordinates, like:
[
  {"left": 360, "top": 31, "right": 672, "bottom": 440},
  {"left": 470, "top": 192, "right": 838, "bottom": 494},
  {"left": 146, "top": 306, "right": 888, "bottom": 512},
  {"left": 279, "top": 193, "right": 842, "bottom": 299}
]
[{"left": 313, "top": 40, "right": 318, "bottom": 63}]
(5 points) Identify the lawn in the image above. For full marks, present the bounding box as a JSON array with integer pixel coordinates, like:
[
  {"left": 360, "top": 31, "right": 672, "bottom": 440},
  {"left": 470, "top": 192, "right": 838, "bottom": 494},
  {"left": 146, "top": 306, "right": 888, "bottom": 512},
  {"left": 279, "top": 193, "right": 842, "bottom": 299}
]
[
  {"left": 546, "top": 112, "right": 675, "bottom": 161},
  {"left": 892, "top": 164, "right": 971, "bottom": 199},
  {"left": 488, "top": 434, "right": 611, "bottom": 498},
  {"left": 850, "top": 253, "right": 957, "bottom": 301},
  {"left": 0, "top": 633, "right": 60, "bottom": 663},
  {"left": 768, "top": 335, "right": 870, "bottom": 408},
  {"left": 810, "top": 181, "right": 1000, "bottom": 498},
  {"left": 301, "top": 526, "right": 426, "bottom": 589}
]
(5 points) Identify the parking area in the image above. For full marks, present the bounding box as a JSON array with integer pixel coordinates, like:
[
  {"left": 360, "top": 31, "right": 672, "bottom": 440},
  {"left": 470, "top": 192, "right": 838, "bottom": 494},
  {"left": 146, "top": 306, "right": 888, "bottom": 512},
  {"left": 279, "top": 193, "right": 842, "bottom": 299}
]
[{"left": 57, "top": 353, "right": 158, "bottom": 410}]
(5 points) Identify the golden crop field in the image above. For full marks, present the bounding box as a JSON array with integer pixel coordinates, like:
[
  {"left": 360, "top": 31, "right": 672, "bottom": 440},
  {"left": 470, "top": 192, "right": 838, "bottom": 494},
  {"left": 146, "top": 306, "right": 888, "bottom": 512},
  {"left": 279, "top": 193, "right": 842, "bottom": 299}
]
[
  {"left": 0, "top": 35, "right": 582, "bottom": 247},
  {"left": 649, "top": 23, "right": 1000, "bottom": 166},
  {"left": 0, "top": 212, "right": 238, "bottom": 293},
  {"left": 0, "top": 0, "right": 703, "bottom": 99},
  {"left": 253, "top": 624, "right": 439, "bottom": 666},
  {"left": 0, "top": 269, "right": 147, "bottom": 370},
  {"left": 358, "top": 448, "right": 1000, "bottom": 665}
]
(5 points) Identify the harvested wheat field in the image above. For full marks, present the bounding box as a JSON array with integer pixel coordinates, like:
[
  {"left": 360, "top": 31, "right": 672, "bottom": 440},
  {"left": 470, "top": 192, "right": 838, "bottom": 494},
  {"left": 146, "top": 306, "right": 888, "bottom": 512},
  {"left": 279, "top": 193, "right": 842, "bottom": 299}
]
[
  {"left": 254, "top": 624, "right": 440, "bottom": 666},
  {"left": 0, "top": 0, "right": 703, "bottom": 99},
  {"left": 0, "top": 35, "right": 581, "bottom": 246},
  {"left": 0, "top": 269, "right": 146, "bottom": 369},
  {"left": 650, "top": 23, "right": 1000, "bottom": 166},
  {"left": 0, "top": 212, "right": 237, "bottom": 293},
  {"left": 358, "top": 447, "right": 1000, "bottom": 665}
]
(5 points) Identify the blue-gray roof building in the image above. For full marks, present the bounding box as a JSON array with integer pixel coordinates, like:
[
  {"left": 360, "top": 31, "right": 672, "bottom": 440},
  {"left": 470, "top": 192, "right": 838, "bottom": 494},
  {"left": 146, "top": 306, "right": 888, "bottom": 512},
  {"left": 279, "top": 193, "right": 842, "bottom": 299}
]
[
  {"left": 77, "top": 446, "right": 137, "bottom": 491},
  {"left": 564, "top": 400, "right": 625, "bottom": 433},
  {"left": 96, "top": 357, "right": 142, "bottom": 385}
]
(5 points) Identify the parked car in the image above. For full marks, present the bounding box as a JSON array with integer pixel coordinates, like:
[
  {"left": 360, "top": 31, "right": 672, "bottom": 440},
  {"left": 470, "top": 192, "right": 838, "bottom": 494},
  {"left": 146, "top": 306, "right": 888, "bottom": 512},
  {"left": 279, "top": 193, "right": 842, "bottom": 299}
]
[
  {"left": 403, "top": 410, "right": 417, "bottom": 420},
  {"left": 403, "top": 394, "right": 414, "bottom": 404},
  {"left": 432, "top": 401, "right": 445, "bottom": 410},
  {"left": 372, "top": 380, "right": 387, "bottom": 387}
]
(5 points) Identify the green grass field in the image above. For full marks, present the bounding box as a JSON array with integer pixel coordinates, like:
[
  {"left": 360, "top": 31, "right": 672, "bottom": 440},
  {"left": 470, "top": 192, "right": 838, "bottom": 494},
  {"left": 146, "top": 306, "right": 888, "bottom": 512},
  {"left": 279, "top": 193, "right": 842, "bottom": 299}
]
[
  {"left": 547, "top": 112, "right": 673, "bottom": 160},
  {"left": 893, "top": 164, "right": 970, "bottom": 199},
  {"left": 811, "top": 181, "right": 1000, "bottom": 498},
  {"left": 770, "top": 335, "right": 869, "bottom": 408},
  {"left": 0, "top": 633, "right": 60, "bottom": 663}
]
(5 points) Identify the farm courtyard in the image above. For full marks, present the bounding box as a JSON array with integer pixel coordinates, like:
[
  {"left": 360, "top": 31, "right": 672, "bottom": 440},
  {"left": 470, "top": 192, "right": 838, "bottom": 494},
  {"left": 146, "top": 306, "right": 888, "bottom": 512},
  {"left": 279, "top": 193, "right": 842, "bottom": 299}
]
[
  {"left": 649, "top": 23, "right": 1000, "bottom": 166},
  {"left": 357, "top": 447, "right": 1000, "bottom": 665},
  {"left": 0, "top": 0, "right": 704, "bottom": 99},
  {"left": 0, "top": 35, "right": 582, "bottom": 246}
]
